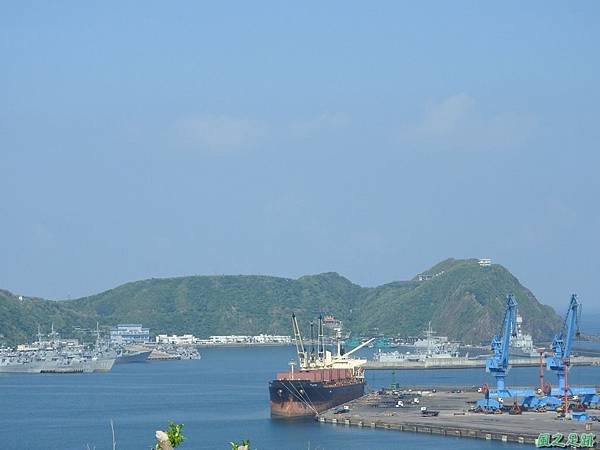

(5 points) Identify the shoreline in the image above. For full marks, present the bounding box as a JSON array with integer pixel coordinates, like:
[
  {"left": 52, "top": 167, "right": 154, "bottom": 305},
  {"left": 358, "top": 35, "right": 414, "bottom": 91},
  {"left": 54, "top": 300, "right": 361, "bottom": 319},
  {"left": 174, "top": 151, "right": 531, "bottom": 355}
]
[
  {"left": 317, "top": 389, "right": 599, "bottom": 448},
  {"left": 196, "top": 343, "right": 293, "bottom": 348}
]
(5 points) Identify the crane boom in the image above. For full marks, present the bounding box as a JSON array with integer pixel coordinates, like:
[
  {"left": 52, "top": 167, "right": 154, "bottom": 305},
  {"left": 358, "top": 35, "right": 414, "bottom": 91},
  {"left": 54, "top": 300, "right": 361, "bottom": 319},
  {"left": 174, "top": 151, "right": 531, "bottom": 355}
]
[
  {"left": 291, "top": 314, "right": 307, "bottom": 369},
  {"left": 342, "top": 338, "right": 375, "bottom": 358},
  {"left": 561, "top": 294, "right": 580, "bottom": 359},
  {"left": 501, "top": 295, "right": 518, "bottom": 368},
  {"left": 486, "top": 294, "right": 518, "bottom": 392},
  {"left": 522, "top": 294, "right": 596, "bottom": 410},
  {"left": 546, "top": 294, "right": 581, "bottom": 391},
  {"left": 478, "top": 294, "right": 536, "bottom": 411}
]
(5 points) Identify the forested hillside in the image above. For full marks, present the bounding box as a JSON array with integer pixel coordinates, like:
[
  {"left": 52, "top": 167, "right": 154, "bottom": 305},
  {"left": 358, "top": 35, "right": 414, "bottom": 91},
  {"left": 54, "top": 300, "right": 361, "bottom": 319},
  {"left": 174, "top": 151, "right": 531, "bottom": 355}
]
[{"left": 0, "top": 259, "right": 562, "bottom": 345}]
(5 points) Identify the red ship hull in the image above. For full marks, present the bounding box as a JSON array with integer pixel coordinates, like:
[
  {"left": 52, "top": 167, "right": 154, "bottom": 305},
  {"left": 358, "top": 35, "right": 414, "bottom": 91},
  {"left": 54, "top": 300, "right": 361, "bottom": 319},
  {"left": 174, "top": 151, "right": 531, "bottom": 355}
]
[{"left": 269, "top": 369, "right": 365, "bottom": 418}]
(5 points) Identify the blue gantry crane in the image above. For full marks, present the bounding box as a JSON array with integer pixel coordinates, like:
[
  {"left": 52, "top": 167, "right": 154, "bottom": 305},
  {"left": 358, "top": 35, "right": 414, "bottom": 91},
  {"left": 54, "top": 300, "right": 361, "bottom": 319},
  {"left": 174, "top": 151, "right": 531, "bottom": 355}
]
[
  {"left": 547, "top": 294, "right": 584, "bottom": 395},
  {"left": 476, "top": 294, "right": 534, "bottom": 411},
  {"left": 524, "top": 294, "right": 599, "bottom": 411},
  {"left": 541, "top": 295, "right": 596, "bottom": 408}
]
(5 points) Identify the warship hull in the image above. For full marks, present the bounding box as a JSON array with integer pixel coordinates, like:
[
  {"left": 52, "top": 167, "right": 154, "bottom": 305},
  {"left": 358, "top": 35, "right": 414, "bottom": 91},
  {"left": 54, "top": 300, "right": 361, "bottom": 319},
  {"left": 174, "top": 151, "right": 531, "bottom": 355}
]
[
  {"left": 115, "top": 350, "right": 151, "bottom": 364},
  {"left": 0, "top": 361, "right": 45, "bottom": 373},
  {"left": 0, "top": 356, "right": 115, "bottom": 374},
  {"left": 90, "top": 357, "right": 116, "bottom": 372}
]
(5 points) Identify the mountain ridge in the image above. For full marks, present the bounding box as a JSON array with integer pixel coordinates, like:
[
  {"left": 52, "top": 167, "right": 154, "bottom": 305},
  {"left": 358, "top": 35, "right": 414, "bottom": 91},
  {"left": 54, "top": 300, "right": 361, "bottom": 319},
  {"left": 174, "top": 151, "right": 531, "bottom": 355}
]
[{"left": 0, "top": 258, "right": 562, "bottom": 345}]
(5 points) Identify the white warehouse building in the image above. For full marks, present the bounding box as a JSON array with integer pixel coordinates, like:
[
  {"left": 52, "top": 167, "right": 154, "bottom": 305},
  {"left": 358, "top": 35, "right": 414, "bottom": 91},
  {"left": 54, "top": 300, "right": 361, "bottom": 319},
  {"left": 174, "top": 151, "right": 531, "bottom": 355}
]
[
  {"left": 110, "top": 324, "right": 150, "bottom": 345},
  {"left": 155, "top": 334, "right": 199, "bottom": 346}
]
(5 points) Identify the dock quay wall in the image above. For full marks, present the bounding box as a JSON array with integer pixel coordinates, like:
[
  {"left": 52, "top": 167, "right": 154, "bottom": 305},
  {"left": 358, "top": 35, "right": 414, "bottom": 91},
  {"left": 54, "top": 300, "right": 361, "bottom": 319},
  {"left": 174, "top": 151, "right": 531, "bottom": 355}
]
[
  {"left": 318, "top": 390, "right": 600, "bottom": 448},
  {"left": 365, "top": 355, "right": 600, "bottom": 370},
  {"left": 318, "top": 415, "right": 540, "bottom": 445}
]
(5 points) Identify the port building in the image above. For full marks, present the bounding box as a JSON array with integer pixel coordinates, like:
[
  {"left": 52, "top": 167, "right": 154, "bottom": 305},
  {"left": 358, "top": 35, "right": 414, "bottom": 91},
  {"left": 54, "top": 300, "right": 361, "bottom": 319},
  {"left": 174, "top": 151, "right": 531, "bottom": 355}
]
[{"left": 110, "top": 324, "right": 150, "bottom": 344}]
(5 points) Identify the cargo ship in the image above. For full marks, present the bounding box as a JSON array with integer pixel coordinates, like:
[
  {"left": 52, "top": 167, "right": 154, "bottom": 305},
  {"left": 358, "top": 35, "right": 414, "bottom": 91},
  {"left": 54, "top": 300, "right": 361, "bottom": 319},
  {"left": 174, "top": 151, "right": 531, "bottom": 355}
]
[{"left": 269, "top": 315, "right": 373, "bottom": 418}]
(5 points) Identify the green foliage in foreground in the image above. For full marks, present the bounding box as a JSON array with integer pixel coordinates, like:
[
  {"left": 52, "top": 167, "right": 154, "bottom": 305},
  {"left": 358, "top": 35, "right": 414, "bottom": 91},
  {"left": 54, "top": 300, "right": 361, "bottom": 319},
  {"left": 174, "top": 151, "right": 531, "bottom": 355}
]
[
  {"left": 166, "top": 421, "right": 185, "bottom": 448},
  {"left": 0, "top": 258, "right": 563, "bottom": 345},
  {"left": 154, "top": 421, "right": 185, "bottom": 449},
  {"left": 230, "top": 439, "right": 251, "bottom": 450}
]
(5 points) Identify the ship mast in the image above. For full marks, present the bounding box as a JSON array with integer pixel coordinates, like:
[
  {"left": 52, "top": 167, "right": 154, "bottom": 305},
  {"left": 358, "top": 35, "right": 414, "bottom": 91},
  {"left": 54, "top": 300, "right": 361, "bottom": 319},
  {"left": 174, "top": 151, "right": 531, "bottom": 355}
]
[
  {"left": 95, "top": 322, "right": 101, "bottom": 349},
  {"left": 317, "top": 315, "right": 325, "bottom": 364},
  {"left": 309, "top": 320, "right": 315, "bottom": 365},
  {"left": 49, "top": 322, "right": 58, "bottom": 347},
  {"left": 335, "top": 325, "right": 342, "bottom": 357}
]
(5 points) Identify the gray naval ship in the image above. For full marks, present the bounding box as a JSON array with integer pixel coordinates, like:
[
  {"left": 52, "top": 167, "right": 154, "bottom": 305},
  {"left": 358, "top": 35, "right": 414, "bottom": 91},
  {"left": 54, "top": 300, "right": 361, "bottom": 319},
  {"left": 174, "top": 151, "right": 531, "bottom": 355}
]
[
  {"left": 0, "top": 350, "right": 47, "bottom": 373},
  {"left": 0, "top": 325, "right": 116, "bottom": 374},
  {"left": 114, "top": 344, "right": 152, "bottom": 364}
]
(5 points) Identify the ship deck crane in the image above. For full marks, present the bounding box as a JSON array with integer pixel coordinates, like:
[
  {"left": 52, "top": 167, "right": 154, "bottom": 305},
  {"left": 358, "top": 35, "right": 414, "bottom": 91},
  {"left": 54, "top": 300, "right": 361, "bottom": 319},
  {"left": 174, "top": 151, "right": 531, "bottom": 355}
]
[
  {"left": 317, "top": 315, "right": 325, "bottom": 362},
  {"left": 291, "top": 313, "right": 374, "bottom": 372},
  {"left": 291, "top": 314, "right": 308, "bottom": 369},
  {"left": 477, "top": 295, "right": 533, "bottom": 411}
]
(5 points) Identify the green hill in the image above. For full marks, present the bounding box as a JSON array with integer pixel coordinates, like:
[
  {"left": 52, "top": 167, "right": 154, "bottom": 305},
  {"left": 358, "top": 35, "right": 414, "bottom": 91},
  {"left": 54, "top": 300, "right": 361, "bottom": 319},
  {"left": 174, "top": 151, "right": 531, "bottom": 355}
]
[
  {"left": 65, "top": 272, "right": 364, "bottom": 339},
  {"left": 0, "top": 289, "right": 95, "bottom": 345},
  {"left": 351, "top": 258, "right": 561, "bottom": 342},
  {"left": 0, "top": 258, "right": 562, "bottom": 345}
]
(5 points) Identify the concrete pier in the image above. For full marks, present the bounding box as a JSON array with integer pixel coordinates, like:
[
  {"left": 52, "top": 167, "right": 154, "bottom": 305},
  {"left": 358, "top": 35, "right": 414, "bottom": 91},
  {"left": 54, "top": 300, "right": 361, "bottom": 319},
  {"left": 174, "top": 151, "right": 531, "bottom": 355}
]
[
  {"left": 365, "top": 355, "right": 600, "bottom": 370},
  {"left": 318, "top": 389, "right": 599, "bottom": 447}
]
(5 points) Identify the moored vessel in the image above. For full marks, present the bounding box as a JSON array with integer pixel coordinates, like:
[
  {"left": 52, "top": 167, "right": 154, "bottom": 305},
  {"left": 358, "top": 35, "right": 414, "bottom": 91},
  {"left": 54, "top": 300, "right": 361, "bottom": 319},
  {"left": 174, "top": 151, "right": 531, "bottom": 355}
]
[
  {"left": 509, "top": 314, "right": 540, "bottom": 358},
  {"left": 115, "top": 345, "right": 152, "bottom": 364},
  {"left": 269, "top": 315, "right": 373, "bottom": 418},
  {"left": 0, "top": 324, "right": 116, "bottom": 374},
  {"left": 373, "top": 322, "right": 464, "bottom": 364}
]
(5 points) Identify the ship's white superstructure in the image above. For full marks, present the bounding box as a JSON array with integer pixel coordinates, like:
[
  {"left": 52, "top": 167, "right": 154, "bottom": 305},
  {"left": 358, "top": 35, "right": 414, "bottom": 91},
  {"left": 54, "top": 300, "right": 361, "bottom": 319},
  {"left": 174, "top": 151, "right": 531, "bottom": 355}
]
[
  {"left": 509, "top": 314, "right": 539, "bottom": 358},
  {"left": 0, "top": 325, "right": 116, "bottom": 374},
  {"left": 374, "top": 323, "right": 462, "bottom": 363}
]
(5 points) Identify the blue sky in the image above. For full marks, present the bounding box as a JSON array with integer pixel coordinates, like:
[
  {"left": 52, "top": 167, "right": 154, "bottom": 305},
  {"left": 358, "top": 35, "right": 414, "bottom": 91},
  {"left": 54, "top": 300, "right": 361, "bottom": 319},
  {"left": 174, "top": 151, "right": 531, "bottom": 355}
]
[{"left": 1, "top": 2, "right": 599, "bottom": 316}]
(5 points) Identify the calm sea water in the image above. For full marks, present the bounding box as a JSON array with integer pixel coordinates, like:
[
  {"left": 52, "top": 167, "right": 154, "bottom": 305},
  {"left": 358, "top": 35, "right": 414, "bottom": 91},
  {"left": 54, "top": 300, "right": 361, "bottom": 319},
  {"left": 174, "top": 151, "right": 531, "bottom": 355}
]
[{"left": 1, "top": 346, "right": 599, "bottom": 450}]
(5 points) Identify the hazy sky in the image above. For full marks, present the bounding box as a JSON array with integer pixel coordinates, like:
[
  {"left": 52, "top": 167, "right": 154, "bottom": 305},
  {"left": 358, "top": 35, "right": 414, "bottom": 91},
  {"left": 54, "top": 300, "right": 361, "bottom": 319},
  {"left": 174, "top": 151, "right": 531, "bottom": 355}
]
[{"left": 1, "top": 2, "right": 599, "bottom": 314}]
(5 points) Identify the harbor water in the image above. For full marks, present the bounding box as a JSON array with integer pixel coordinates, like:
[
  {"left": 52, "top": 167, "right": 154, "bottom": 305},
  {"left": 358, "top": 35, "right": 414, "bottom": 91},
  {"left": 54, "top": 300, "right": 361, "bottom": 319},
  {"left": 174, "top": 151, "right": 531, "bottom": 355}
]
[{"left": 1, "top": 345, "right": 598, "bottom": 449}]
